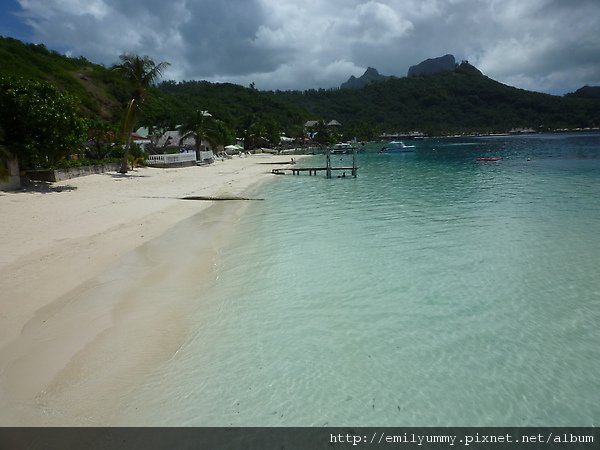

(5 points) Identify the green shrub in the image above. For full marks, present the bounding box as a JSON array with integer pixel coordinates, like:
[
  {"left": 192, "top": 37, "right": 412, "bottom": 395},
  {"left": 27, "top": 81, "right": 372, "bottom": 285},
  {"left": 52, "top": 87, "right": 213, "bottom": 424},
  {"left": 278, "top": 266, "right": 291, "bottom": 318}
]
[{"left": 51, "top": 157, "right": 119, "bottom": 169}]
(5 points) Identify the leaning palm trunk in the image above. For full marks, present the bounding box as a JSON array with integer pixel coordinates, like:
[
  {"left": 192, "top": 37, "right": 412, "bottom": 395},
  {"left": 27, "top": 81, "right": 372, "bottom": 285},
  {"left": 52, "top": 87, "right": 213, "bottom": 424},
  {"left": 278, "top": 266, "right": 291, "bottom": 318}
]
[
  {"left": 195, "top": 137, "right": 203, "bottom": 161},
  {"left": 119, "top": 98, "right": 137, "bottom": 173}
]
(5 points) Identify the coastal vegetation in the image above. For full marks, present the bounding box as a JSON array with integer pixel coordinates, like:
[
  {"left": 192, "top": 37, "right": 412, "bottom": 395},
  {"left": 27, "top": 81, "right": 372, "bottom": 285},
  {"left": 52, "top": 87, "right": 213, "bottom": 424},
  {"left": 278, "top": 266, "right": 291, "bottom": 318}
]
[
  {"left": 178, "top": 109, "right": 233, "bottom": 157},
  {"left": 111, "top": 53, "right": 170, "bottom": 173},
  {"left": 0, "top": 36, "right": 130, "bottom": 120},
  {"left": 0, "top": 76, "right": 87, "bottom": 168},
  {"left": 1, "top": 35, "right": 599, "bottom": 172},
  {"left": 150, "top": 80, "right": 307, "bottom": 146}
]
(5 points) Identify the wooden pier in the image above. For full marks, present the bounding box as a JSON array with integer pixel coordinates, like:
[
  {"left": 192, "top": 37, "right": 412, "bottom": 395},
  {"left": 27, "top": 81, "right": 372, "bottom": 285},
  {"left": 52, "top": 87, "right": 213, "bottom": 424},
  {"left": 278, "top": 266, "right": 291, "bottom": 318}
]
[
  {"left": 272, "top": 166, "right": 357, "bottom": 176},
  {"left": 271, "top": 147, "right": 358, "bottom": 178}
]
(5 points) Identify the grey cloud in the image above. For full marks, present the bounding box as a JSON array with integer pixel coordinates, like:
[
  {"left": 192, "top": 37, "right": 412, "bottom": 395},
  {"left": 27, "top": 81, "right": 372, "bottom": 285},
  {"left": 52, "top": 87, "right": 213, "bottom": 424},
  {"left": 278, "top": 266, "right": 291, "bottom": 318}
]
[
  {"left": 177, "top": 0, "right": 282, "bottom": 77},
  {"left": 15, "top": 0, "right": 600, "bottom": 93}
]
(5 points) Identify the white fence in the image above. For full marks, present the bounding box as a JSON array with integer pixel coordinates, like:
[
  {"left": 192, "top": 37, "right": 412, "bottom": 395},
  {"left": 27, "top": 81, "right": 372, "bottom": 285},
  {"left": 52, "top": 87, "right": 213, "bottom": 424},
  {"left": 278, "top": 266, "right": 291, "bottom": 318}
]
[
  {"left": 198, "top": 151, "right": 215, "bottom": 162},
  {"left": 145, "top": 153, "right": 197, "bottom": 165}
]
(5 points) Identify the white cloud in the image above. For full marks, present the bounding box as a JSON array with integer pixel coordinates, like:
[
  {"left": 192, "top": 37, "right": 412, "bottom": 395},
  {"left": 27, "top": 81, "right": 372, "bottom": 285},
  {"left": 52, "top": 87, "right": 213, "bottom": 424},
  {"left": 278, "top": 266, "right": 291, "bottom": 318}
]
[
  {"left": 14, "top": 0, "right": 600, "bottom": 93},
  {"left": 203, "top": 59, "right": 365, "bottom": 91},
  {"left": 469, "top": 0, "right": 600, "bottom": 92},
  {"left": 19, "top": 0, "right": 109, "bottom": 21},
  {"left": 350, "top": 1, "right": 413, "bottom": 44}
]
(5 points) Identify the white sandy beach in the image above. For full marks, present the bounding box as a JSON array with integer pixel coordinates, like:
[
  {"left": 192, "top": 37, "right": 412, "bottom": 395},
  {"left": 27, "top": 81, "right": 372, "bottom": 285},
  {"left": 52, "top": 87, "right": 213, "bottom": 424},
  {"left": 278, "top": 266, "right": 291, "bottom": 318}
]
[{"left": 0, "top": 155, "right": 306, "bottom": 425}]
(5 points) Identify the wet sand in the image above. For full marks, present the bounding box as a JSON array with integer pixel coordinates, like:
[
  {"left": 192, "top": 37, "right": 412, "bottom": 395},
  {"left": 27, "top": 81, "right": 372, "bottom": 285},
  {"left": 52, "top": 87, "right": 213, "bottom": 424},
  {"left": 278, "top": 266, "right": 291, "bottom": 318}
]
[{"left": 0, "top": 155, "right": 306, "bottom": 425}]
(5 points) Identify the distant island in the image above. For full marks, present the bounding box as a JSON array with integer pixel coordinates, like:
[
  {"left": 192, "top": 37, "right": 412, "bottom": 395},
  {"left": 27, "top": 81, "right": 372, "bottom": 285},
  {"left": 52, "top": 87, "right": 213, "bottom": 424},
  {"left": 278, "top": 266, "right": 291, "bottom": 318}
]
[{"left": 340, "top": 67, "right": 389, "bottom": 89}]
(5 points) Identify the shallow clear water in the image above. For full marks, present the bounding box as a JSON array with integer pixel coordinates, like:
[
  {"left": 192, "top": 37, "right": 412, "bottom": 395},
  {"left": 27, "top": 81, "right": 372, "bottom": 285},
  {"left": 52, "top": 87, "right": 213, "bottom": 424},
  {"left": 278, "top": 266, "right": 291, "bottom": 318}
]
[{"left": 121, "top": 133, "right": 600, "bottom": 426}]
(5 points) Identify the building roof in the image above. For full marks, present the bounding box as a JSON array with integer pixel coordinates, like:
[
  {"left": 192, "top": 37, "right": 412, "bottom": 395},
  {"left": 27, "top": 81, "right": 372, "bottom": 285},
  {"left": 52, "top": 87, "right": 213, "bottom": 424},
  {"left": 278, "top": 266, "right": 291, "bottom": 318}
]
[
  {"left": 135, "top": 127, "right": 149, "bottom": 138},
  {"left": 305, "top": 119, "right": 342, "bottom": 127},
  {"left": 304, "top": 120, "right": 319, "bottom": 128}
]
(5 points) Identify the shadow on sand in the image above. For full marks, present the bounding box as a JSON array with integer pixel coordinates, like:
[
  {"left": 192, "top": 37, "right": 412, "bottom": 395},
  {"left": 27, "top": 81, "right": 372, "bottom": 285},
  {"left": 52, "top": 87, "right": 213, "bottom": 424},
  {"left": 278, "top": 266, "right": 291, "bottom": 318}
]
[
  {"left": 4, "top": 180, "right": 78, "bottom": 194},
  {"left": 105, "top": 171, "right": 150, "bottom": 180}
]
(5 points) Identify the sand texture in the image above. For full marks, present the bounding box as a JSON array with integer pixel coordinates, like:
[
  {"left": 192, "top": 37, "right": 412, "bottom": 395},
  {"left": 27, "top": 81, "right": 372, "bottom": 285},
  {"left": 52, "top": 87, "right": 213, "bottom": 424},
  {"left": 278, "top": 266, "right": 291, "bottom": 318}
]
[{"left": 0, "top": 155, "right": 303, "bottom": 425}]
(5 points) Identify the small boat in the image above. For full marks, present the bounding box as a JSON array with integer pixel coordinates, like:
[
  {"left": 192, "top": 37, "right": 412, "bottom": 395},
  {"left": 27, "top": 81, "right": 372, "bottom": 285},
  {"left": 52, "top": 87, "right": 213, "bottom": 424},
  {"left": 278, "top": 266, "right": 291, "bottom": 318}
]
[
  {"left": 379, "top": 141, "right": 415, "bottom": 153},
  {"left": 330, "top": 143, "right": 357, "bottom": 154},
  {"left": 476, "top": 157, "right": 501, "bottom": 162}
]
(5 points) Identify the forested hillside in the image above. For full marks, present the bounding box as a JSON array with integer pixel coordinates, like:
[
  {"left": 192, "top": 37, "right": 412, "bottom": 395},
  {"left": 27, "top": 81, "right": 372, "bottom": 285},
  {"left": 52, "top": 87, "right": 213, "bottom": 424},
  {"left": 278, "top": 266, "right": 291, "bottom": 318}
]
[
  {"left": 0, "top": 36, "right": 310, "bottom": 138},
  {"left": 2, "top": 35, "right": 599, "bottom": 140},
  {"left": 0, "top": 36, "right": 130, "bottom": 121},
  {"left": 146, "top": 80, "right": 310, "bottom": 138},
  {"left": 274, "top": 63, "right": 600, "bottom": 136}
]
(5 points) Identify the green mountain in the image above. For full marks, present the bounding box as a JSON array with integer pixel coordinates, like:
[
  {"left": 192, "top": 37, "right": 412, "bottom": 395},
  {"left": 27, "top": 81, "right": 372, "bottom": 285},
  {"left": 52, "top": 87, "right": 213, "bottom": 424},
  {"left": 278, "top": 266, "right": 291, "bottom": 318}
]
[
  {"left": 0, "top": 36, "right": 310, "bottom": 136},
  {"left": 275, "top": 62, "right": 600, "bottom": 136},
  {"left": 408, "top": 54, "right": 456, "bottom": 77},
  {"left": 340, "top": 67, "right": 390, "bottom": 89},
  {"left": 566, "top": 85, "right": 600, "bottom": 99},
  {"left": 2, "top": 35, "right": 599, "bottom": 139},
  {"left": 0, "top": 36, "right": 130, "bottom": 121}
]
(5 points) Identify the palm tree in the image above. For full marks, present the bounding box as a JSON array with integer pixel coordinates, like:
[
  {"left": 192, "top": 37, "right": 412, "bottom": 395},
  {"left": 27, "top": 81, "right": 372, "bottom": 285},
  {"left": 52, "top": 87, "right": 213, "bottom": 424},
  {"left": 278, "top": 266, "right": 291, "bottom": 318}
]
[
  {"left": 211, "top": 119, "right": 234, "bottom": 150},
  {"left": 314, "top": 120, "right": 336, "bottom": 147},
  {"left": 113, "top": 53, "right": 170, "bottom": 173},
  {"left": 178, "top": 110, "right": 221, "bottom": 159}
]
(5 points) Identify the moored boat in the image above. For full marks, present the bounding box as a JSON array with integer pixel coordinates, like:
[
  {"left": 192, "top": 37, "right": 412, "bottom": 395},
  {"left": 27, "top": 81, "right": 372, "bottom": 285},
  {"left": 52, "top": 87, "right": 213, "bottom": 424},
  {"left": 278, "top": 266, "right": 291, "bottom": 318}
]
[
  {"left": 330, "top": 142, "right": 358, "bottom": 154},
  {"left": 379, "top": 141, "right": 416, "bottom": 153}
]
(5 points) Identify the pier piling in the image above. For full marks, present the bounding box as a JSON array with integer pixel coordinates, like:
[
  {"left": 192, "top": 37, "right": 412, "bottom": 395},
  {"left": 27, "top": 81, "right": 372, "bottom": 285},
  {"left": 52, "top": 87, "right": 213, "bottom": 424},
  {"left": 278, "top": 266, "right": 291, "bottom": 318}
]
[{"left": 271, "top": 147, "right": 358, "bottom": 178}]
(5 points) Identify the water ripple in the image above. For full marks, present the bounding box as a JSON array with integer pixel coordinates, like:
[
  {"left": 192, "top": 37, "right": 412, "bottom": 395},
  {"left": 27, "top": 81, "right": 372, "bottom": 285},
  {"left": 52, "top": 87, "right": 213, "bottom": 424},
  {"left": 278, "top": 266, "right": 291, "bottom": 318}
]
[{"left": 119, "top": 134, "right": 600, "bottom": 426}]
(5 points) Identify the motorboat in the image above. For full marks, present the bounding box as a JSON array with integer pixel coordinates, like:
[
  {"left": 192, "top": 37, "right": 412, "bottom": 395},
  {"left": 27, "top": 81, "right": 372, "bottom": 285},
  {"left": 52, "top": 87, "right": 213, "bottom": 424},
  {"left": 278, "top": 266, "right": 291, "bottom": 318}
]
[
  {"left": 330, "top": 142, "right": 357, "bottom": 154},
  {"left": 379, "top": 141, "right": 415, "bottom": 153}
]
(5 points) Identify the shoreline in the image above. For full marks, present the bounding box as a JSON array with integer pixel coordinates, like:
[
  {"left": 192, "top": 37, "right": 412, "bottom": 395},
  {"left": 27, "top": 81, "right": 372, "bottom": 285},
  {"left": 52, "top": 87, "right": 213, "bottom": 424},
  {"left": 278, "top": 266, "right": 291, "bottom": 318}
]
[{"left": 0, "top": 155, "right": 308, "bottom": 425}]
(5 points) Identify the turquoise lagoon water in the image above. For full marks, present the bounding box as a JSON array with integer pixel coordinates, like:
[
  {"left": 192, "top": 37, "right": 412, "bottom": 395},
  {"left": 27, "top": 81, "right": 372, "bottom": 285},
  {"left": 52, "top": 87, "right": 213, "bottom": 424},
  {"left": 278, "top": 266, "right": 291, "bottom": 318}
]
[{"left": 121, "top": 133, "right": 600, "bottom": 426}]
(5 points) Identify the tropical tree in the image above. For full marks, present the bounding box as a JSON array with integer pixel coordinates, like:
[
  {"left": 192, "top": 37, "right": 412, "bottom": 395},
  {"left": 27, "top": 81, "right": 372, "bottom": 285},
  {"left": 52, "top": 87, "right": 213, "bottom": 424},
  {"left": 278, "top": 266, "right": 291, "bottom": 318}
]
[
  {"left": 261, "top": 118, "right": 281, "bottom": 146},
  {"left": 313, "top": 120, "right": 336, "bottom": 147},
  {"left": 238, "top": 114, "right": 281, "bottom": 150},
  {"left": 0, "top": 76, "right": 86, "bottom": 168},
  {"left": 178, "top": 110, "right": 222, "bottom": 159},
  {"left": 112, "top": 53, "right": 169, "bottom": 173},
  {"left": 242, "top": 121, "right": 266, "bottom": 150},
  {"left": 85, "top": 118, "right": 117, "bottom": 160},
  {"left": 211, "top": 119, "right": 235, "bottom": 149}
]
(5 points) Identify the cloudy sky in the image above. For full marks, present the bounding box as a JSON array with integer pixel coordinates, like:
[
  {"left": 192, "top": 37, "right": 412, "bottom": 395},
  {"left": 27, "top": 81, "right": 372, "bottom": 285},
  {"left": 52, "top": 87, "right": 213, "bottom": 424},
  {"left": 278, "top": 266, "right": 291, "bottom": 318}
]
[{"left": 1, "top": 0, "right": 599, "bottom": 94}]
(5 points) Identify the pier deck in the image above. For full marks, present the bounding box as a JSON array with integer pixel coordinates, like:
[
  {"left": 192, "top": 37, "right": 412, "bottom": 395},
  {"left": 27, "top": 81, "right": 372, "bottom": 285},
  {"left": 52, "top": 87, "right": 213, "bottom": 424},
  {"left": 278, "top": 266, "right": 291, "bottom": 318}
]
[
  {"left": 272, "top": 166, "right": 357, "bottom": 176},
  {"left": 272, "top": 147, "right": 359, "bottom": 178}
]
